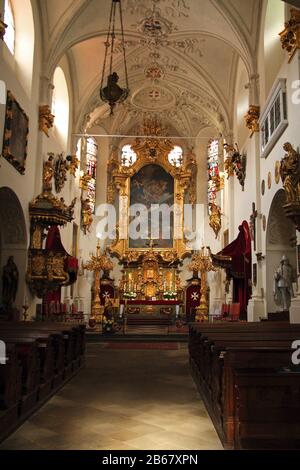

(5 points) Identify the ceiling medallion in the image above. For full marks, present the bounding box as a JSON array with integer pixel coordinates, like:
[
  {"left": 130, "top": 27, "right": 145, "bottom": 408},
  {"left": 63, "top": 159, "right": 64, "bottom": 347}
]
[
  {"left": 145, "top": 64, "right": 164, "bottom": 80},
  {"left": 131, "top": 86, "right": 175, "bottom": 111}
]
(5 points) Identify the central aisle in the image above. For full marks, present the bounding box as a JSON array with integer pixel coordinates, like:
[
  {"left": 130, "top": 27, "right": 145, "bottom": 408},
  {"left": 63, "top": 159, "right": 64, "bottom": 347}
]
[{"left": 1, "top": 343, "right": 223, "bottom": 450}]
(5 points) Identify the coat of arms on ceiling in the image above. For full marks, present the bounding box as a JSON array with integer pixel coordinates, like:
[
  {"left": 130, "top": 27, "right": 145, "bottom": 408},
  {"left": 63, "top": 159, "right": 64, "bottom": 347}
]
[{"left": 136, "top": 7, "right": 177, "bottom": 38}]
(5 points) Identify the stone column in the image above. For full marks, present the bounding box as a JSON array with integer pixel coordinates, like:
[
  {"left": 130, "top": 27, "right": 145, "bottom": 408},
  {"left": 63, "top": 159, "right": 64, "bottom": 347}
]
[{"left": 246, "top": 111, "right": 265, "bottom": 321}]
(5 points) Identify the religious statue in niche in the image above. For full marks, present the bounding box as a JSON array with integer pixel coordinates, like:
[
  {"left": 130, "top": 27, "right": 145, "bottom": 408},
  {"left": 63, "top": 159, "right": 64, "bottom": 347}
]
[
  {"left": 54, "top": 153, "right": 68, "bottom": 193},
  {"left": 223, "top": 143, "right": 246, "bottom": 190},
  {"left": 280, "top": 143, "right": 300, "bottom": 204},
  {"left": 2, "top": 256, "right": 19, "bottom": 308},
  {"left": 273, "top": 255, "right": 296, "bottom": 312},
  {"left": 209, "top": 203, "right": 222, "bottom": 239},
  {"left": 43, "top": 154, "right": 55, "bottom": 192},
  {"left": 81, "top": 197, "right": 93, "bottom": 234}
]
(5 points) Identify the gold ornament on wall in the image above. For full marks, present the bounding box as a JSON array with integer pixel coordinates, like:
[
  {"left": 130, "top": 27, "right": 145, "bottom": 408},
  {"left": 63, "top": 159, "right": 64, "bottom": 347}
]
[
  {"left": 39, "top": 105, "right": 55, "bottom": 137},
  {"left": 279, "top": 9, "right": 300, "bottom": 63},
  {"left": 79, "top": 172, "right": 92, "bottom": 190},
  {"left": 66, "top": 155, "right": 79, "bottom": 177},
  {"left": 244, "top": 105, "right": 260, "bottom": 137}
]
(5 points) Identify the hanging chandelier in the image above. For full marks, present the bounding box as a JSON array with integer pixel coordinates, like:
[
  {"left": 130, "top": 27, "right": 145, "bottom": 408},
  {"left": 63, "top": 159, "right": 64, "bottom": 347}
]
[{"left": 100, "top": 0, "right": 129, "bottom": 115}]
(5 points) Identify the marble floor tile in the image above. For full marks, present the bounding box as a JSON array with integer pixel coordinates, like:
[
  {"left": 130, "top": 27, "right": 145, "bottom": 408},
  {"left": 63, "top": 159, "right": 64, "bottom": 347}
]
[{"left": 0, "top": 343, "right": 223, "bottom": 450}]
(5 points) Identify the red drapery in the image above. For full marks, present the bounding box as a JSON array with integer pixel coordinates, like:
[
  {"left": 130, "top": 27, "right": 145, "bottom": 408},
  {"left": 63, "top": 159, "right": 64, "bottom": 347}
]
[{"left": 217, "top": 221, "right": 252, "bottom": 319}]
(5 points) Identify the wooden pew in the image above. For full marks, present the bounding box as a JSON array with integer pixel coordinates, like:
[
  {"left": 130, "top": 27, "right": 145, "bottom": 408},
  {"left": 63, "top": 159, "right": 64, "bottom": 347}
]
[
  {"left": 189, "top": 323, "right": 300, "bottom": 449},
  {"left": 0, "top": 322, "right": 86, "bottom": 443},
  {"left": 234, "top": 369, "right": 300, "bottom": 449},
  {"left": 0, "top": 343, "right": 22, "bottom": 441}
]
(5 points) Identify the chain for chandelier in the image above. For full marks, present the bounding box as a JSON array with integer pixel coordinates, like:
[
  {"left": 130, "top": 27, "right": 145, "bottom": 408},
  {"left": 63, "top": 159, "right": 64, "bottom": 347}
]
[{"left": 100, "top": 0, "right": 129, "bottom": 115}]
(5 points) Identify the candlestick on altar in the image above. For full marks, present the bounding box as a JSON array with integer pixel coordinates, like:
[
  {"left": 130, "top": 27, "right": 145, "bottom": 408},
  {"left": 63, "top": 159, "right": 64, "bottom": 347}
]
[
  {"left": 83, "top": 240, "right": 113, "bottom": 324},
  {"left": 188, "top": 246, "right": 218, "bottom": 322}
]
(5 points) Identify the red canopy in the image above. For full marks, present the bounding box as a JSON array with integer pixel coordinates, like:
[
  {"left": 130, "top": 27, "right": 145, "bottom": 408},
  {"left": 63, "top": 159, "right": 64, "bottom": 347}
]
[{"left": 214, "top": 221, "right": 252, "bottom": 318}]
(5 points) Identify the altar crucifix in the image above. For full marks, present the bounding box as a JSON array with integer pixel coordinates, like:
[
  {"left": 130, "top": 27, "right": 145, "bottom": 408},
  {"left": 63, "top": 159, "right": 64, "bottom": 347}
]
[
  {"left": 249, "top": 202, "right": 258, "bottom": 251},
  {"left": 146, "top": 237, "right": 158, "bottom": 249}
]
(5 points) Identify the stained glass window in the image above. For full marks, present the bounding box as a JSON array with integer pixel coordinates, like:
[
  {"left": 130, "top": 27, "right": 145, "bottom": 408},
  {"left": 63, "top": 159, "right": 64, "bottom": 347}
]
[
  {"left": 168, "top": 146, "right": 183, "bottom": 167},
  {"left": 85, "top": 137, "right": 98, "bottom": 213},
  {"left": 121, "top": 145, "right": 137, "bottom": 167},
  {"left": 4, "top": 0, "right": 15, "bottom": 55},
  {"left": 207, "top": 139, "right": 219, "bottom": 210}
]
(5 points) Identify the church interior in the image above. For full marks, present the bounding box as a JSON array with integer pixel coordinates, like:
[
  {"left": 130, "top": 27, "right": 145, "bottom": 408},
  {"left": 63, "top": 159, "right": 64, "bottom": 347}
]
[{"left": 0, "top": 0, "right": 300, "bottom": 452}]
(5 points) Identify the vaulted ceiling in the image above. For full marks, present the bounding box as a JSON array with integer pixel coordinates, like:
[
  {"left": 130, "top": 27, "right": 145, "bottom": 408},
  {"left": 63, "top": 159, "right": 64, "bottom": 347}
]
[{"left": 37, "top": 0, "right": 263, "bottom": 138}]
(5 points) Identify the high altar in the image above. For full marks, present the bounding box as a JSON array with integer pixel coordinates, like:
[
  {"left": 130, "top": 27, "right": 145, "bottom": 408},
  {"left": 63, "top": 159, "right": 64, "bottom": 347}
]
[
  {"left": 106, "top": 131, "right": 198, "bottom": 314},
  {"left": 119, "top": 247, "right": 182, "bottom": 301}
]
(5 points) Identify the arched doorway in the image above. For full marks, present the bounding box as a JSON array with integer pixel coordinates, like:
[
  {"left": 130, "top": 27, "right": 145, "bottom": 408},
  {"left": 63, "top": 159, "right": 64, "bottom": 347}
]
[
  {"left": 266, "top": 189, "right": 297, "bottom": 314},
  {"left": 0, "top": 187, "right": 27, "bottom": 315}
]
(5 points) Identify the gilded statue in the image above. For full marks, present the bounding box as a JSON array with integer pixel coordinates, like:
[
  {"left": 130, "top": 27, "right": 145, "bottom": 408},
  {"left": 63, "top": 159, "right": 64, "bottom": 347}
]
[
  {"left": 280, "top": 143, "right": 300, "bottom": 204},
  {"left": 43, "top": 154, "right": 54, "bottom": 192},
  {"left": 209, "top": 203, "right": 222, "bottom": 239},
  {"left": 54, "top": 154, "right": 68, "bottom": 193},
  {"left": 39, "top": 105, "right": 55, "bottom": 137},
  {"left": 66, "top": 155, "right": 79, "bottom": 177},
  {"left": 81, "top": 198, "right": 93, "bottom": 234}
]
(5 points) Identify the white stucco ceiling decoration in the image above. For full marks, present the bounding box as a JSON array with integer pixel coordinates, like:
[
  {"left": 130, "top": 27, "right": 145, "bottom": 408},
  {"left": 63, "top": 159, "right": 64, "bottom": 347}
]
[
  {"left": 38, "top": 0, "right": 263, "bottom": 138},
  {"left": 123, "top": 0, "right": 191, "bottom": 19},
  {"left": 131, "top": 86, "right": 176, "bottom": 111}
]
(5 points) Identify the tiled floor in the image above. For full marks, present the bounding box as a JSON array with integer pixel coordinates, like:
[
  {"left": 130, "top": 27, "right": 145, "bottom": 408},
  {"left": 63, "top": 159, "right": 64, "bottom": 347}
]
[{"left": 0, "top": 343, "right": 223, "bottom": 450}]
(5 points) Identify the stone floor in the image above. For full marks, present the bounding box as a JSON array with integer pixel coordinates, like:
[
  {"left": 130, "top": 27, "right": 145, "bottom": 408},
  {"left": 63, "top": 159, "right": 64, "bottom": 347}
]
[{"left": 0, "top": 343, "right": 223, "bottom": 450}]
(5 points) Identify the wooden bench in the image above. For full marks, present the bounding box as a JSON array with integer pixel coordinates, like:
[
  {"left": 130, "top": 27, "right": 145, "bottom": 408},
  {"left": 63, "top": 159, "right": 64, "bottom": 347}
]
[
  {"left": 0, "top": 322, "right": 85, "bottom": 443},
  {"left": 189, "top": 322, "right": 300, "bottom": 449}
]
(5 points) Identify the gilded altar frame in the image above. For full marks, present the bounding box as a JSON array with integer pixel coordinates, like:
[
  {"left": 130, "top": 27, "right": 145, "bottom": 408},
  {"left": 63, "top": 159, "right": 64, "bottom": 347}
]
[{"left": 107, "top": 137, "right": 197, "bottom": 264}]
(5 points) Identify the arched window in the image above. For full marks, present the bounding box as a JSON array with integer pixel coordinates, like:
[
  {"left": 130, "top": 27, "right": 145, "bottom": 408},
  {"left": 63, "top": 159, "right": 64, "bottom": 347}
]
[
  {"left": 168, "top": 146, "right": 183, "bottom": 167},
  {"left": 85, "top": 137, "right": 98, "bottom": 213},
  {"left": 52, "top": 67, "right": 69, "bottom": 150},
  {"left": 4, "top": 0, "right": 15, "bottom": 55},
  {"left": 121, "top": 144, "right": 137, "bottom": 167}
]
